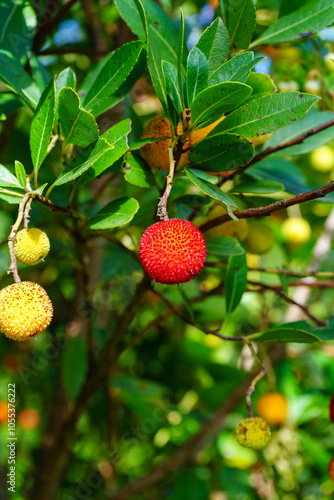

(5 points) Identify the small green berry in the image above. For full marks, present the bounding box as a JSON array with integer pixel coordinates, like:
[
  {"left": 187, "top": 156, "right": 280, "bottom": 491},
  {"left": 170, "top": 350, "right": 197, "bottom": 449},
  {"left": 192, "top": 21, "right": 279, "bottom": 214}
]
[{"left": 235, "top": 417, "right": 271, "bottom": 450}]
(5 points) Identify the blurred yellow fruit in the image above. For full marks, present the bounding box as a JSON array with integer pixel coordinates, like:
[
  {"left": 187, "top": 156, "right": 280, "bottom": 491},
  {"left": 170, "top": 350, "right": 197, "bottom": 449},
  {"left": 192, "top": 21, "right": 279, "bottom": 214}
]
[
  {"left": 256, "top": 392, "right": 288, "bottom": 425},
  {"left": 235, "top": 417, "right": 271, "bottom": 450},
  {"left": 244, "top": 221, "right": 275, "bottom": 255},
  {"left": 196, "top": 205, "right": 248, "bottom": 240},
  {"left": 281, "top": 217, "right": 311, "bottom": 245},
  {"left": 251, "top": 133, "right": 272, "bottom": 147},
  {"left": 277, "top": 81, "right": 299, "bottom": 93},
  {"left": 310, "top": 145, "right": 334, "bottom": 172},
  {"left": 324, "top": 52, "right": 334, "bottom": 72},
  {"left": 304, "top": 79, "right": 322, "bottom": 95}
]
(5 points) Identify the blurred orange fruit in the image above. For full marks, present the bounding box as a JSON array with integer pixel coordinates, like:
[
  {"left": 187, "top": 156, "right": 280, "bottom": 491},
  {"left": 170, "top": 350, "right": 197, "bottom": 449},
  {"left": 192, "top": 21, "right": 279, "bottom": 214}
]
[{"left": 256, "top": 392, "right": 288, "bottom": 425}]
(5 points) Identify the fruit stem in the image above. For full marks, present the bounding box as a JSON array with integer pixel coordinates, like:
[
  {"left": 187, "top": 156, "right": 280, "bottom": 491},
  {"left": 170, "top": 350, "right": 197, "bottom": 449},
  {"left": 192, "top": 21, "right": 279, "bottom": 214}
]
[
  {"left": 244, "top": 341, "right": 267, "bottom": 417},
  {"left": 156, "top": 142, "right": 177, "bottom": 221},
  {"left": 7, "top": 193, "right": 31, "bottom": 283}
]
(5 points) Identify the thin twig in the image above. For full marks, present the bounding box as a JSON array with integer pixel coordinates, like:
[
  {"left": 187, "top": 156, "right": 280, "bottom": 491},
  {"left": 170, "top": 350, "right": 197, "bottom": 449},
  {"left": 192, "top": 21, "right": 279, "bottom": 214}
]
[
  {"left": 7, "top": 193, "right": 30, "bottom": 283},
  {"left": 245, "top": 368, "right": 266, "bottom": 417},
  {"left": 24, "top": 197, "right": 33, "bottom": 229},
  {"left": 156, "top": 158, "right": 175, "bottom": 221},
  {"left": 199, "top": 180, "right": 334, "bottom": 232}
]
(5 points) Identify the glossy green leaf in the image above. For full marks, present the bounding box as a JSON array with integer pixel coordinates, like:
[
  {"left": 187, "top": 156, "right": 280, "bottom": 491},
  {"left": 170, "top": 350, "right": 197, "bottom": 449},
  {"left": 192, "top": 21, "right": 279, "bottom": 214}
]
[
  {"left": 75, "top": 119, "right": 131, "bottom": 188},
  {"left": 189, "top": 132, "right": 254, "bottom": 172},
  {"left": 61, "top": 337, "right": 88, "bottom": 401},
  {"left": 163, "top": 61, "right": 182, "bottom": 127},
  {"left": 122, "top": 152, "right": 156, "bottom": 188},
  {"left": 0, "top": 190, "right": 23, "bottom": 203},
  {"left": 82, "top": 41, "right": 145, "bottom": 116},
  {"left": 52, "top": 138, "right": 113, "bottom": 188},
  {"left": 220, "top": 0, "right": 256, "bottom": 49},
  {"left": 88, "top": 197, "right": 139, "bottom": 230},
  {"left": 249, "top": 325, "right": 320, "bottom": 343},
  {"left": 0, "top": 50, "right": 40, "bottom": 108},
  {"left": 0, "top": 93, "right": 22, "bottom": 116},
  {"left": 209, "top": 52, "right": 257, "bottom": 86},
  {"left": 225, "top": 252, "right": 248, "bottom": 313},
  {"left": 196, "top": 17, "right": 229, "bottom": 76},
  {"left": 0, "top": 0, "right": 36, "bottom": 62},
  {"left": 191, "top": 82, "right": 252, "bottom": 129},
  {"left": 187, "top": 47, "right": 208, "bottom": 107},
  {"left": 207, "top": 236, "right": 245, "bottom": 256},
  {"left": 244, "top": 72, "right": 277, "bottom": 104},
  {"left": 15, "top": 161, "right": 26, "bottom": 188},
  {"left": 30, "top": 76, "right": 56, "bottom": 171},
  {"left": 250, "top": 158, "right": 311, "bottom": 195},
  {"left": 211, "top": 92, "right": 320, "bottom": 139},
  {"left": 58, "top": 87, "right": 99, "bottom": 148},
  {"left": 251, "top": 0, "right": 334, "bottom": 46},
  {"left": 0, "top": 164, "right": 21, "bottom": 188},
  {"left": 177, "top": 9, "right": 186, "bottom": 113},
  {"left": 184, "top": 168, "right": 238, "bottom": 220},
  {"left": 55, "top": 68, "right": 76, "bottom": 94}
]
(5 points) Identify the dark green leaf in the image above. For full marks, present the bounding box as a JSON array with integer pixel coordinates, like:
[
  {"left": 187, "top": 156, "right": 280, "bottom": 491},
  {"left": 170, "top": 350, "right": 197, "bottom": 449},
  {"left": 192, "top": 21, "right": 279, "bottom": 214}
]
[
  {"left": 233, "top": 179, "right": 284, "bottom": 194},
  {"left": 209, "top": 52, "right": 263, "bottom": 86},
  {"left": 0, "top": 94, "right": 22, "bottom": 116},
  {"left": 61, "top": 337, "right": 88, "bottom": 401},
  {"left": 28, "top": 52, "right": 51, "bottom": 92},
  {"left": 191, "top": 82, "right": 252, "bottom": 128},
  {"left": 251, "top": 0, "right": 334, "bottom": 46},
  {"left": 82, "top": 41, "right": 145, "bottom": 116},
  {"left": 249, "top": 325, "right": 320, "bottom": 343},
  {"left": 177, "top": 9, "right": 186, "bottom": 112},
  {"left": 187, "top": 47, "right": 208, "bottom": 107},
  {"left": 225, "top": 252, "right": 248, "bottom": 313},
  {"left": 58, "top": 87, "right": 99, "bottom": 148},
  {"left": 211, "top": 92, "right": 320, "bottom": 139},
  {"left": 122, "top": 152, "right": 156, "bottom": 188},
  {"left": 207, "top": 236, "right": 245, "bottom": 256},
  {"left": 0, "top": 0, "right": 36, "bottom": 62},
  {"left": 196, "top": 17, "right": 229, "bottom": 75},
  {"left": 184, "top": 168, "right": 238, "bottom": 220},
  {"left": 250, "top": 159, "right": 311, "bottom": 195},
  {"left": 88, "top": 197, "right": 139, "bottom": 230},
  {"left": 163, "top": 61, "right": 182, "bottom": 127},
  {"left": 220, "top": 0, "right": 256, "bottom": 49},
  {"left": 14, "top": 161, "right": 26, "bottom": 188},
  {"left": 30, "top": 76, "right": 56, "bottom": 171},
  {"left": 170, "top": 471, "right": 210, "bottom": 500},
  {"left": 189, "top": 132, "right": 254, "bottom": 172},
  {"left": 0, "top": 164, "right": 21, "bottom": 188},
  {"left": 0, "top": 50, "right": 40, "bottom": 108}
]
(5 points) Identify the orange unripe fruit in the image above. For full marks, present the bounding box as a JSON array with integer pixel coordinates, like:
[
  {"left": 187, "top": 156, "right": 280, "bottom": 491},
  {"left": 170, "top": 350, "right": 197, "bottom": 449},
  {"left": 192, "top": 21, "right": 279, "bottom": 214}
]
[
  {"left": 14, "top": 228, "right": 50, "bottom": 265},
  {"left": 235, "top": 417, "right": 271, "bottom": 450},
  {"left": 18, "top": 408, "right": 40, "bottom": 430},
  {"left": 256, "top": 392, "right": 288, "bottom": 425},
  {"left": 139, "top": 219, "right": 207, "bottom": 284},
  {"left": 0, "top": 401, "right": 8, "bottom": 424},
  {"left": 0, "top": 281, "right": 53, "bottom": 341},
  {"left": 329, "top": 456, "right": 334, "bottom": 482}
]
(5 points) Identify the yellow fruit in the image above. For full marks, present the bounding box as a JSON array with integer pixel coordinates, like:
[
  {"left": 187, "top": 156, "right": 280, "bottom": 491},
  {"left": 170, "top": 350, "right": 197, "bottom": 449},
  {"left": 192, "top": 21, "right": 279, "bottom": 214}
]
[
  {"left": 324, "top": 53, "right": 334, "bottom": 72},
  {"left": 235, "top": 417, "right": 271, "bottom": 450},
  {"left": 251, "top": 133, "right": 272, "bottom": 147},
  {"left": 256, "top": 393, "right": 288, "bottom": 425},
  {"left": 0, "top": 281, "right": 53, "bottom": 341},
  {"left": 244, "top": 221, "right": 275, "bottom": 255},
  {"left": 196, "top": 205, "right": 248, "bottom": 240},
  {"left": 310, "top": 145, "right": 334, "bottom": 172},
  {"left": 304, "top": 79, "right": 322, "bottom": 95},
  {"left": 281, "top": 217, "right": 311, "bottom": 245},
  {"left": 14, "top": 228, "right": 50, "bottom": 266},
  {"left": 141, "top": 118, "right": 190, "bottom": 171},
  {"left": 277, "top": 81, "right": 299, "bottom": 93}
]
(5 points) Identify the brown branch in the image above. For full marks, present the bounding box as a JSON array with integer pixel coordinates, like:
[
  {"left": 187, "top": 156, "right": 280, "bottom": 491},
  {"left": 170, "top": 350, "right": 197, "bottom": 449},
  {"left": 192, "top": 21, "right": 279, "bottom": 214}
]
[
  {"left": 218, "top": 117, "right": 334, "bottom": 184},
  {"left": 199, "top": 181, "right": 334, "bottom": 233},
  {"left": 34, "top": 193, "right": 85, "bottom": 219},
  {"left": 7, "top": 194, "right": 30, "bottom": 283}
]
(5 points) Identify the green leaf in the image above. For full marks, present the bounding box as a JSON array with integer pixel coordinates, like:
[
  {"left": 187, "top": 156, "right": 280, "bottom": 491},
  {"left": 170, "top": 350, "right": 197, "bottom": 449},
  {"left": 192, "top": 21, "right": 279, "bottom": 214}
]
[
  {"left": 61, "top": 337, "right": 88, "bottom": 401},
  {"left": 0, "top": 50, "right": 40, "bottom": 108},
  {"left": 266, "top": 108, "right": 334, "bottom": 157},
  {"left": 51, "top": 138, "right": 113, "bottom": 188},
  {"left": 249, "top": 325, "right": 320, "bottom": 343},
  {"left": 189, "top": 133, "right": 254, "bottom": 172},
  {"left": 88, "top": 197, "right": 139, "bottom": 230},
  {"left": 249, "top": 158, "right": 310, "bottom": 195},
  {"left": 30, "top": 76, "right": 56, "bottom": 172},
  {"left": 184, "top": 168, "right": 238, "bottom": 220},
  {"left": 0, "top": 190, "right": 23, "bottom": 203},
  {"left": 82, "top": 41, "right": 145, "bottom": 116},
  {"left": 177, "top": 9, "right": 186, "bottom": 112},
  {"left": 122, "top": 152, "right": 156, "bottom": 188},
  {"left": 55, "top": 68, "right": 76, "bottom": 94},
  {"left": 233, "top": 179, "right": 284, "bottom": 194},
  {"left": 211, "top": 92, "right": 320, "bottom": 139},
  {"left": 251, "top": 0, "right": 334, "bottom": 46},
  {"left": 191, "top": 82, "right": 252, "bottom": 129},
  {"left": 209, "top": 52, "right": 255, "bottom": 86},
  {"left": 0, "top": 0, "right": 36, "bottom": 62},
  {"left": 0, "top": 164, "right": 22, "bottom": 188},
  {"left": 0, "top": 93, "right": 22, "bottom": 116},
  {"left": 27, "top": 52, "right": 51, "bottom": 92},
  {"left": 15, "top": 161, "right": 26, "bottom": 188},
  {"left": 244, "top": 72, "right": 277, "bottom": 104},
  {"left": 220, "top": 0, "right": 256, "bottom": 49},
  {"left": 225, "top": 252, "right": 248, "bottom": 313},
  {"left": 163, "top": 61, "right": 182, "bottom": 127},
  {"left": 187, "top": 47, "right": 208, "bottom": 107},
  {"left": 58, "top": 87, "right": 99, "bottom": 148},
  {"left": 75, "top": 119, "right": 131, "bottom": 188},
  {"left": 196, "top": 17, "right": 229, "bottom": 76},
  {"left": 207, "top": 236, "right": 245, "bottom": 256}
]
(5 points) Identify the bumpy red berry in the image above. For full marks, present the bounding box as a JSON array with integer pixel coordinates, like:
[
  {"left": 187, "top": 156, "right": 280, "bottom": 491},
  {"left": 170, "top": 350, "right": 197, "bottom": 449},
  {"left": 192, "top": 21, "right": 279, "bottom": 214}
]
[{"left": 139, "top": 219, "right": 207, "bottom": 285}]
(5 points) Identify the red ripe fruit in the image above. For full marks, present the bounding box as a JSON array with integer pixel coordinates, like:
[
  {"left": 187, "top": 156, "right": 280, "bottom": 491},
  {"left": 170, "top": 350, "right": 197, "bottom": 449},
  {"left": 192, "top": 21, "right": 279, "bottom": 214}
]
[
  {"left": 330, "top": 396, "right": 334, "bottom": 423},
  {"left": 139, "top": 219, "right": 207, "bottom": 285}
]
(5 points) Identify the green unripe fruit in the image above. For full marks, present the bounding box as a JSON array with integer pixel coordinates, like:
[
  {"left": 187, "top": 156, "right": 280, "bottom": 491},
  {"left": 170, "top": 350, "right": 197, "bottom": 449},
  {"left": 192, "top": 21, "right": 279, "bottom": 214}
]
[
  {"left": 244, "top": 221, "right": 275, "bottom": 255},
  {"left": 14, "top": 228, "right": 50, "bottom": 266},
  {"left": 235, "top": 417, "right": 271, "bottom": 450}
]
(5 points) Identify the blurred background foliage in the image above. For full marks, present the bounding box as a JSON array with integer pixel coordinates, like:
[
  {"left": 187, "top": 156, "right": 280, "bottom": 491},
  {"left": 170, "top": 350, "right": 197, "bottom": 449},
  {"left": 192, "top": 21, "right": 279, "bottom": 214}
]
[{"left": 1, "top": 0, "right": 334, "bottom": 499}]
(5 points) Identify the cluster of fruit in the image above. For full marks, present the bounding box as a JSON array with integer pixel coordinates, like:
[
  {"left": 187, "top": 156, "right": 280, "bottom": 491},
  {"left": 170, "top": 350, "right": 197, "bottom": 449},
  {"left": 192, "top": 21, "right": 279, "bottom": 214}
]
[
  {"left": 0, "top": 228, "right": 53, "bottom": 341},
  {"left": 235, "top": 392, "right": 288, "bottom": 450}
]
